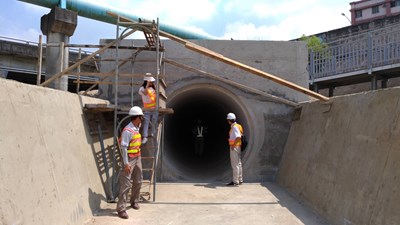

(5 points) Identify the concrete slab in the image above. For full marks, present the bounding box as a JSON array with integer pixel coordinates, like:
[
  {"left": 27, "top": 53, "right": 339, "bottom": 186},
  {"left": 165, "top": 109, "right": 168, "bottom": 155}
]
[{"left": 85, "top": 182, "right": 328, "bottom": 225}]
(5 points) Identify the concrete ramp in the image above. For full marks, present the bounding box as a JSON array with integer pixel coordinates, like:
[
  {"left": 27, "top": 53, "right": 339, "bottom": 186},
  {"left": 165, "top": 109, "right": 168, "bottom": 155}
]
[
  {"left": 85, "top": 183, "right": 328, "bottom": 225},
  {"left": 0, "top": 78, "right": 112, "bottom": 225},
  {"left": 277, "top": 87, "right": 400, "bottom": 225}
]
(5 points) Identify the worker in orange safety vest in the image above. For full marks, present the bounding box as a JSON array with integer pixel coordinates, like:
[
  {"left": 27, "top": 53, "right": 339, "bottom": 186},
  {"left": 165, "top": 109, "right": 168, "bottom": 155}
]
[
  {"left": 116, "top": 106, "right": 144, "bottom": 219},
  {"left": 138, "top": 73, "right": 157, "bottom": 144},
  {"left": 226, "top": 112, "right": 243, "bottom": 186}
]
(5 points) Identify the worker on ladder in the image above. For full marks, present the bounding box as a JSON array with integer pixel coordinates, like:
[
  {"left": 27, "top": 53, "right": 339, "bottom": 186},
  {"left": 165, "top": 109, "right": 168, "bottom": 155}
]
[
  {"left": 138, "top": 73, "right": 157, "bottom": 144},
  {"left": 116, "top": 106, "right": 144, "bottom": 219}
]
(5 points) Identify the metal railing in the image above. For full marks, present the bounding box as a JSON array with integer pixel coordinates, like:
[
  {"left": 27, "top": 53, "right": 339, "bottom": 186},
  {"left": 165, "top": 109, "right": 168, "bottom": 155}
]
[{"left": 309, "top": 27, "right": 400, "bottom": 81}]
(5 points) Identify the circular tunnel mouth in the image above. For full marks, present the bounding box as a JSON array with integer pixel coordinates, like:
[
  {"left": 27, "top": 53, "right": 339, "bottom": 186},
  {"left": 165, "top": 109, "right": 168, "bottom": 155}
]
[{"left": 164, "top": 84, "right": 248, "bottom": 182}]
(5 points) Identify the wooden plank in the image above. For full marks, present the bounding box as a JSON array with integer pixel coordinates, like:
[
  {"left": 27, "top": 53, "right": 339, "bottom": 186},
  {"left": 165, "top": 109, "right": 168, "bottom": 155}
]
[
  {"left": 159, "top": 108, "right": 174, "bottom": 114},
  {"left": 159, "top": 30, "right": 187, "bottom": 45},
  {"left": 66, "top": 44, "right": 163, "bottom": 51},
  {"left": 184, "top": 42, "right": 329, "bottom": 101},
  {"left": 73, "top": 80, "right": 140, "bottom": 85},
  {"left": 159, "top": 30, "right": 329, "bottom": 102},
  {"left": 159, "top": 78, "right": 167, "bottom": 88},
  {"left": 142, "top": 107, "right": 174, "bottom": 114},
  {"left": 164, "top": 58, "right": 298, "bottom": 107},
  {"left": 159, "top": 92, "right": 168, "bottom": 100},
  {"left": 85, "top": 103, "right": 109, "bottom": 108},
  {"left": 75, "top": 72, "right": 165, "bottom": 78},
  {"left": 40, "top": 27, "right": 139, "bottom": 87},
  {"left": 36, "top": 35, "right": 43, "bottom": 85},
  {"left": 82, "top": 56, "right": 138, "bottom": 94},
  {"left": 106, "top": 11, "right": 135, "bottom": 23},
  {"left": 77, "top": 72, "right": 114, "bottom": 77},
  {"left": 83, "top": 104, "right": 115, "bottom": 112}
]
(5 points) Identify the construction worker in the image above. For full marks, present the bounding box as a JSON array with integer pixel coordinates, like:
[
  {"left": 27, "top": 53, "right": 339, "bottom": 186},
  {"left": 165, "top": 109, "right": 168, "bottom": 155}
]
[
  {"left": 192, "top": 119, "right": 208, "bottom": 156},
  {"left": 226, "top": 112, "right": 243, "bottom": 186},
  {"left": 138, "top": 73, "right": 157, "bottom": 144},
  {"left": 116, "top": 106, "right": 144, "bottom": 219}
]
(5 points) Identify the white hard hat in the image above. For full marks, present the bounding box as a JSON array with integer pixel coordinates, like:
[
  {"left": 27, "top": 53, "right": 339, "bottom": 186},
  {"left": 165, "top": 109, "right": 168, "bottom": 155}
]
[
  {"left": 227, "top": 113, "right": 236, "bottom": 120},
  {"left": 129, "top": 106, "right": 144, "bottom": 116},
  {"left": 144, "top": 73, "right": 155, "bottom": 82}
]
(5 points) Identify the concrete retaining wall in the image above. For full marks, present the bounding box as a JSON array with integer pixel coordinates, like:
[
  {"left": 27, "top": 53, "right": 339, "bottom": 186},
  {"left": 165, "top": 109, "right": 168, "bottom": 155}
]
[
  {"left": 0, "top": 78, "right": 112, "bottom": 225},
  {"left": 277, "top": 87, "right": 400, "bottom": 225}
]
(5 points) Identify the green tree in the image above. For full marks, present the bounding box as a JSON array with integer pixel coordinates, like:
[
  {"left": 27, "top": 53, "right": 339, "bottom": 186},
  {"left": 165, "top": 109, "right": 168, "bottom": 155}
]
[
  {"left": 300, "top": 35, "right": 330, "bottom": 75},
  {"left": 299, "top": 35, "right": 327, "bottom": 53}
]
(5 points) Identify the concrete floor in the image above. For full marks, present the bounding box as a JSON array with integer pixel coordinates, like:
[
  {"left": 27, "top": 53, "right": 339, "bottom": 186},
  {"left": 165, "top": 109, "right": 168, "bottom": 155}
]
[{"left": 84, "top": 182, "right": 329, "bottom": 225}]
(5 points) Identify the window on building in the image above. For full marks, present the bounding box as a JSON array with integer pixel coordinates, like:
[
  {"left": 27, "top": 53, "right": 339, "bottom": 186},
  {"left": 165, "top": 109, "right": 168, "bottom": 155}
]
[
  {"left": 355, "top": 10, "right": 362, "bottom": 18},
  {"left": 372, "top": 5, "right": 379, "bottom": 14},
  {"left": 391, "top": 0, "right": 400, "bottom": 7}
]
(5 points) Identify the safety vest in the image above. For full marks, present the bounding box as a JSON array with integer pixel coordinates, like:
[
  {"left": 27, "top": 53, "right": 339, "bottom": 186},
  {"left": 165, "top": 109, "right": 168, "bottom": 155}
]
[
  {"left": 143, "top": 88, "right": 156, "bottom": 109},
  {"left": 122, "top": 127, "right": 141, "bottom": 158},
  {"left": 228, "top": 123, "right": 243, "bottom": 147}
]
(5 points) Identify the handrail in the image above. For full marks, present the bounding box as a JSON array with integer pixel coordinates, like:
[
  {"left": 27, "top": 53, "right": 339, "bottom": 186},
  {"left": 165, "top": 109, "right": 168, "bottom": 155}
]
[{"left": 309, "top": 29, "right": 400, "bottom": 81}]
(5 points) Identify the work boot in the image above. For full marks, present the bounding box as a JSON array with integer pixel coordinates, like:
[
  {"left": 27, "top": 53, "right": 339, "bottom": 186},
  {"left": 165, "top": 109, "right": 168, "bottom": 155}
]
[
  {"left": 131, "top": 202, "right": 140, "bottom": 210},
  {"left": 226, "top": 181, "right": 239, "bottom": 186},
  {"left": 117, "top": 210, "right": 129, "bottom": 219}
]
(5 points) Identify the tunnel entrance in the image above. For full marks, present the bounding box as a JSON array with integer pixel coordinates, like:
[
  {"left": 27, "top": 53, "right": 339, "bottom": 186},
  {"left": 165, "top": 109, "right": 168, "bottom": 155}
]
[{"left": 164, "top": 84, "right": 248, "bottom": 182}]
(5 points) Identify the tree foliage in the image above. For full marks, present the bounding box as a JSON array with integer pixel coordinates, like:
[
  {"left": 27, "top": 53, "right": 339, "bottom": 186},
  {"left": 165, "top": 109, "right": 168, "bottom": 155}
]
[{"left": 299, "top": 35, "right": 328, "bottom": 53}]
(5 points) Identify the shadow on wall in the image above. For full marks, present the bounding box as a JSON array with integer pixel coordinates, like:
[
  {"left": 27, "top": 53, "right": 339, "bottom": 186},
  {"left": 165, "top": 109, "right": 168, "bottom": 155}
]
[
  {"left": 87, "top": 188, "right": 117, "bottom": 218},
  {"left": 88, "top": 188, "right": 106, "bottom": 214},
  {"left": 262, "top": 183, "right": 329, "bottom": 225},
  {"left": 81, "top": 109, "right": 119, "bottom": 203}
]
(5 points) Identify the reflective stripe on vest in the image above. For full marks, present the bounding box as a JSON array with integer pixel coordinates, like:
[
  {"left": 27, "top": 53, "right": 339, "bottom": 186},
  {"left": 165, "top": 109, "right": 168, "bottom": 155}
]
[
  {"left": 122, "top": 127, "right": 141, "bottom": 157},
  {"left": 228, "top": 123, "right": 243, "bottom": 147},
  {"left": 144, "top": 88, "right": 156, "bottom": 108}
]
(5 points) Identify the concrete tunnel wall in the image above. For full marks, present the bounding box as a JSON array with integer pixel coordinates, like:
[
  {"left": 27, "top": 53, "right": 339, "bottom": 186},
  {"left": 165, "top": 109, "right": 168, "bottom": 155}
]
[
  {"left": 277, "top": 87, "right": 400, "bottom": 225},
  {"left": 99, "top": 39, "right": 309, "bottom": 182},
  {"left": 0, "top": 78, "right": 113, "bottom": 225}
]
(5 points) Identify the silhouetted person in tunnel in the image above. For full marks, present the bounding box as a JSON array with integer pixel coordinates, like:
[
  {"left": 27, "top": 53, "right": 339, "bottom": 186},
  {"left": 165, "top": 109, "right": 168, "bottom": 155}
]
[
  {"left": 226, "top": 113, "right": 243, "bottom": 186},
  {"left": 192, "top": 119, "right": 208, "bottom": 156}
]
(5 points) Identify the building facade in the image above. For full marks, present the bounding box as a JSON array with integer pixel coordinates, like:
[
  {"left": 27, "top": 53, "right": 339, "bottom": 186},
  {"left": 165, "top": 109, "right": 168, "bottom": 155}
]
[{"left": 350, "top": 0, "right": 400, "bottom": 24}]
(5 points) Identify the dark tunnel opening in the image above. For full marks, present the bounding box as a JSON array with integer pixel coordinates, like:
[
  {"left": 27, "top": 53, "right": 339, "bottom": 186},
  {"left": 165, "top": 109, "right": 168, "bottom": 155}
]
[{"left": 164, "top": 86, "right": 247, "bottom": 181}]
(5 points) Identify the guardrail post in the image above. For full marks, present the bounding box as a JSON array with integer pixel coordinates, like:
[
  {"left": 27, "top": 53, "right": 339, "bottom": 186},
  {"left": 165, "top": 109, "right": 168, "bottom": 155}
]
[
  {"left": 367, "top": 32, "right": 372, "bottom": 74},
  {"left": 371, "top": 74, "right": 377, "bottom": 90},
  {"left": 309, "top": 50, "right": 315, "bottom": 83}
]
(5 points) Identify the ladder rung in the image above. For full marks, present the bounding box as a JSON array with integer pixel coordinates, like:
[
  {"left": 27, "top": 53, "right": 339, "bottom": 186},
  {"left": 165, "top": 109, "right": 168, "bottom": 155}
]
[{"left": 142, "top": 169, "right": 153, "bottom": 171}]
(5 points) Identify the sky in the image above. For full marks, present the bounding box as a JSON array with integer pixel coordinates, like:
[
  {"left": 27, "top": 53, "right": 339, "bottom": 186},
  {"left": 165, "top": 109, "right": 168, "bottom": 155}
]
[{"left": 0, "top": 0, "right": 353, "bottom": 44}]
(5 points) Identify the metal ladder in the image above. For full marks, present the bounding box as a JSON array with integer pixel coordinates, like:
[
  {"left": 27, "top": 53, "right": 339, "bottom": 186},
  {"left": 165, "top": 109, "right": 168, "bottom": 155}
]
[{"left": 138, "top": 119, "right": 162, "bottom": 201}]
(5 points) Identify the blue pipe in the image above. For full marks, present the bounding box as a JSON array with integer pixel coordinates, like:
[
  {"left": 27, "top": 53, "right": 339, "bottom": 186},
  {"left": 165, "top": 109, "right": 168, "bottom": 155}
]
[{"left": 18, "top": 0, "right": 215, "bottom": 40}]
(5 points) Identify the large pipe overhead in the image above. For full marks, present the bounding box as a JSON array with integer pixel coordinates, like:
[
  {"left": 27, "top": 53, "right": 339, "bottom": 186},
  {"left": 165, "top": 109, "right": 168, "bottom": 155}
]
[{"left": 18, "top": 0, "right": 215, "bottom": 40}]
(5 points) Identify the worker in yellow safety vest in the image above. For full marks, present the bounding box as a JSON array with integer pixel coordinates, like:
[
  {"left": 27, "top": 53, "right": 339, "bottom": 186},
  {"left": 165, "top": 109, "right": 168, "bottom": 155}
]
[
  {"left": 138, "top": 73, "right": 157, "bottom": 144},
  {"left": 116, "top": 106, "right": 144, "bottom": 219},
  {"left": 226, "top": 112, "right": 243, "bottom": 186}
]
